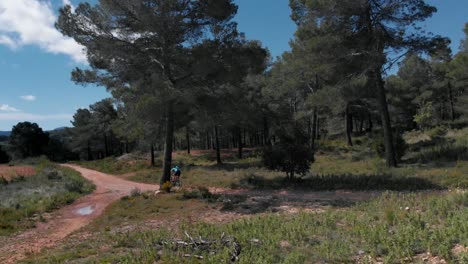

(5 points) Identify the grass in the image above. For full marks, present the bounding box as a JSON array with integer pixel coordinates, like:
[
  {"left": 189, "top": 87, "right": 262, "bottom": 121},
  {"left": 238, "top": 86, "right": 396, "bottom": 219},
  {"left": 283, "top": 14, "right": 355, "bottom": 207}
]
[
  {"left": 0, "top": 158, "right": 95, "bottom": 236},
  {"left": 22, "top": 191, "right": 468, "bottom": 263},
  {"left": 85, "top": 192, "right": 210, "bottom": 232}
]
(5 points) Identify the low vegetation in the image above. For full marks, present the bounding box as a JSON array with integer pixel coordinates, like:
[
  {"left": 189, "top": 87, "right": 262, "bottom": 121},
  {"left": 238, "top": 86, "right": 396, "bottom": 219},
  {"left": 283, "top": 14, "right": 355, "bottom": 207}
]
[
  {"left": 23, "top": 191, "right": 468, "bottom": 263},
  {"left": 0, "top": 158, "right": 94, "bottom": 236}
]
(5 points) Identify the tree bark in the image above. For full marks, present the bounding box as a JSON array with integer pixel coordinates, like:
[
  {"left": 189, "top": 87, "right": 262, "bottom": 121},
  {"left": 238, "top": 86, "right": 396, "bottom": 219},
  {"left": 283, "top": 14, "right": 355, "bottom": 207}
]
[
  {"left": 316, "top": 115, "right": 320, "bottom": 140},
  {"left": 237, "top": 127, "right": 243, "bottom": 159},
  {"left": 263, "top": 116, "right": 270, "bottom": 145},
  {"left": 242, "top": 128, "right": 246, "bottom": 147},
  {"left": 345, "top": 104, "right": 353, "bottom": 146},
  {"left": 367, "top": 112, "right": 373, "bottom": 132},
  {"left": 87, "top": 140, "right": 92, "bottom": 161},
  {"left": 374, "top": 71, "right": 397, "bottom": 167},
  {"left": 448, "top": 80, "right": 456, "bottom": 122},
  {"left": 186, "top": 126, "right": 191, "bottom": 154},
  {"left": 311, "top": 108, "right": 318, "bottom": 150},
  {"left": 151, "top": 144, "right": 155, "bottom": 167},
  {"left": 161, "top": 102, "right": 174, "bottom": 184},
  {"left": 103, "top": 133, "right": 108, "bottom": 157},
  {"left": 214, "top": 125, "right": 222, "bottom": 164}
]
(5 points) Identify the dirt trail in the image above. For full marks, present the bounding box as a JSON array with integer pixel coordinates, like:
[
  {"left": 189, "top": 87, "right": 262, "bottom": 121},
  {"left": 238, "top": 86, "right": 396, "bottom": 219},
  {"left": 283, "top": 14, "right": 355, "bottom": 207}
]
[{"left": 0, "top": 164, "right": 159, "bottom": 264}]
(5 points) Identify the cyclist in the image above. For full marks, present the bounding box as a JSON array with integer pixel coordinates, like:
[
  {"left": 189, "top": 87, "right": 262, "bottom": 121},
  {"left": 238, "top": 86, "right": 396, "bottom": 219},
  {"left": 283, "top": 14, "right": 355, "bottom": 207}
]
[{"left": 170, "top": 165, "right": 182, "bottom": 186}]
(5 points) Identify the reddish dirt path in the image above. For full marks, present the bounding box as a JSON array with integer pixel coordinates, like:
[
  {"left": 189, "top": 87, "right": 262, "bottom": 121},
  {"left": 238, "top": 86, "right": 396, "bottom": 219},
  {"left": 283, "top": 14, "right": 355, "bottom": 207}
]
[{"left": 0, "top": 164, "right": 159, "bottom": 264}]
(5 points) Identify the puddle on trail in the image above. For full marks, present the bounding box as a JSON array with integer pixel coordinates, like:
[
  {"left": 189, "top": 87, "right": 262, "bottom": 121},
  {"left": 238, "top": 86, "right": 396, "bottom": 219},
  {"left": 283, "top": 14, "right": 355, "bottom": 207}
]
[{"left": 76, "top": 206, "right": 94, "bottom": 216}]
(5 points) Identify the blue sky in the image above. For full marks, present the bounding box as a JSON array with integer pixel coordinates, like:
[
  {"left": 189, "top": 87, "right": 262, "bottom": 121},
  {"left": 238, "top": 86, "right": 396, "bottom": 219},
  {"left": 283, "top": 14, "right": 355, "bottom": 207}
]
[{"left": 0, "top": 0, "right": 467, "bottom": 131}]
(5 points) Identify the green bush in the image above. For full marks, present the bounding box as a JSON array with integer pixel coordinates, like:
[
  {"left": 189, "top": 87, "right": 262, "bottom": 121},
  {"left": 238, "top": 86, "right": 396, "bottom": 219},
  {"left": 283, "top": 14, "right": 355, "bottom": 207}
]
[
  {"left": 428, "top": 126, "right": 447, "bottom": 138},
  {"left": 414, "top": 102, "right": 437, "bottom": 130},
  {"left": 182, "top": 187, "right": 219, "bottom": 202},
  {"left": 415, "top": 144, "right": 468, "bottom": 163},
  {"left": 372, "top": 132, "right": 407, "bottom": 162},
  {"left": 0, "top": 176, "right": 7, "bottom": 185},
  {"left": 263, "top": 127, "right": 314, "bottom": 180},
  {"left": 0, "top": 145, "right": 10, "bottom": 164}
]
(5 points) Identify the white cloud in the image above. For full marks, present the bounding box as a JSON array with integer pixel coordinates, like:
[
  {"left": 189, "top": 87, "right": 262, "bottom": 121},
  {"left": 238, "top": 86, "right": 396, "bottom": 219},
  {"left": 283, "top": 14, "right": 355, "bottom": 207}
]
[
  {"left": 0, "top": 104, "right": 19, "bottom": 112},
  {"left": 0, "top": 0, "right": 86, "bottom": 63},
  {"left": 0, "top": 34, "right": 18, "bottom": 49},
  {"left": 20, "top": 95, "right": 36, "bottom": 101},
  {"left": 0, "top": 113, "right": 72, "bottom": 121}
]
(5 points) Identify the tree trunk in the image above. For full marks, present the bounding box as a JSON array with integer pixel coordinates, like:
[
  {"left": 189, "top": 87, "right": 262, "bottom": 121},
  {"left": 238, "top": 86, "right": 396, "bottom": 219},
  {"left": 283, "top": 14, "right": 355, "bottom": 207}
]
[
  {"left": 263, "top": 116, "right": 270, "bottom": 145},
  {"left": 237, "top": 127, "right": 243, "bottom": 159},
  {"left": 243, "top": 128, "right": 246, "bottom": 147},
  {"left": 367, "top": 112, "right": 373, "bottom": 132},
  {"left": 186, "top": 127, "right": 191, "bottom": 154},
  {"left": 374, "top": 71, "right": 397, "bottom": 167},
  {"left": 104, "top": 133, "right": 108, "bottom": 157},
  {"left": 311, "top": 108, "right": 318, "bottom": 149},
  {"left": 214, "top": 125, "right": 221, "bottom": 164},
  {"left": 161, "top": 102, "right": 174, "bottom": 184},
  {"left": 87, "top": 140, "right": 92, "bottom": 161},
  {"left": 125, "top": 139, "right": 129, "bottom": 153},
  {"left": 448, "top": 80, "right": 456, "bottom": 122},
  {"left": 316, "top": 116, "right": 320, "bottom": 140},
  {"left": 151, "top": 144, "right": 155, "bottom": 167},
  {"left": 345, "top": 104, "right": 353, "bottom": 146}
]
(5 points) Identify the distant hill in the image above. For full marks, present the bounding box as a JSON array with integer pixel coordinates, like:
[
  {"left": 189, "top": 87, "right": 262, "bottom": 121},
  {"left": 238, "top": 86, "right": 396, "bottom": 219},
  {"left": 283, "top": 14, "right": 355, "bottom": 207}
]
[
  {"left": 50, "top": 127, "right": 68, "bottom": 132},
  {"left": 0, "top": 127, "right": 69, "bottom": 137}
]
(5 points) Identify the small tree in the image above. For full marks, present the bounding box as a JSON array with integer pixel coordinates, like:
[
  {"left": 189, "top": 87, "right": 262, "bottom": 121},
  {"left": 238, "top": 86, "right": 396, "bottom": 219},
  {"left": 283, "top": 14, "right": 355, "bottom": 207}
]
[
  {"left": 8, "top": 122, "right": 49, "bottom": 159},
  {"left": 263, "top": 127, "right": 314, "bottom": 181},
  {"left": 414, "top": 102, "right": 437, "bottom": 130},
  {"left": 0, "top": 146, "right": 10, "bottom": 164}
]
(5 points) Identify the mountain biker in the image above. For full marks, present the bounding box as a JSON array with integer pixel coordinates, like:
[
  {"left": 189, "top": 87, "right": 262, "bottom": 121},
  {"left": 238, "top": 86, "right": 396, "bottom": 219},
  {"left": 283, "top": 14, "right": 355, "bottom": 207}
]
[{"left": 170, "top": 165, "right": 181, "bottom": 186}]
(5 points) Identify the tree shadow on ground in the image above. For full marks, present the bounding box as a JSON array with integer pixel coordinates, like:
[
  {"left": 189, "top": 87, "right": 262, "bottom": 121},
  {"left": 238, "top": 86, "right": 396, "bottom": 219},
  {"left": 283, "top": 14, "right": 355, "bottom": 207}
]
[
  {"left": 198, "top": 161, "right": 262, "bottom": 171},
  {"left": 231, "top": 173, "right": 443, "bottom": 192},
  {"left": 219, "top": 193, "right": 361, "bottom": 215}
]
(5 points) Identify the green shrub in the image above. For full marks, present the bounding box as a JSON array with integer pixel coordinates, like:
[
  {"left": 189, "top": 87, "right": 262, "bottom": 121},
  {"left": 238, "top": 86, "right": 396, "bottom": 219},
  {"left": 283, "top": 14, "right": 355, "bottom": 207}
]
[
  {"left": 414, "top": 102, "right": 437, "bottom": 130},
  {"left": 415, "top": 144, "right": 468, "bottom": 163},
  {"left": 182, "top": 187, "right": 218, "bottom": 202},
  {"left": 0, "top": 145, "right": 10, "bottom": 164},
  {"left": 428, "top": 126, "right": 447, "bottom": 138},
  {"left": 263, "top": 127, "right": 314, "bottom": 180},
  {"left": 0, "top": 176, "right": 7, "bottom": 185},
  {"left": 372, "top": 132, "right": 407, "bottom": 162},
  {"left": 65, "top": 178, "right": 85, "bottom": 193}
]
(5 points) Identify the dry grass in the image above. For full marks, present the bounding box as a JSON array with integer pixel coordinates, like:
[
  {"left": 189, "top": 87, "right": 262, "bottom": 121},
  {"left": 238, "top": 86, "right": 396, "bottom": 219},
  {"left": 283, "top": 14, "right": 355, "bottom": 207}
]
[{"left": 0, "top": 165, "right": 35, "bottom": 181}]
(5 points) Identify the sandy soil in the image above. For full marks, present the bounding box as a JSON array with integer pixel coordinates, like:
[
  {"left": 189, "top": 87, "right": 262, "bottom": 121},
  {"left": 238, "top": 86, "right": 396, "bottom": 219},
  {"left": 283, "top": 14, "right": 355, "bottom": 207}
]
[{"left": 0, "top": 164, "right": 159, "bottom": 264}]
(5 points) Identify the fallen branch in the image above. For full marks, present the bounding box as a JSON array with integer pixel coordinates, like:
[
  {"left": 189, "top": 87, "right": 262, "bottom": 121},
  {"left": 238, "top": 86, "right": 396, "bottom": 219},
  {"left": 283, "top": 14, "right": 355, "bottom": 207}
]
[{"left": 156, "top": 232, "right": 258, "bottom": 262}]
